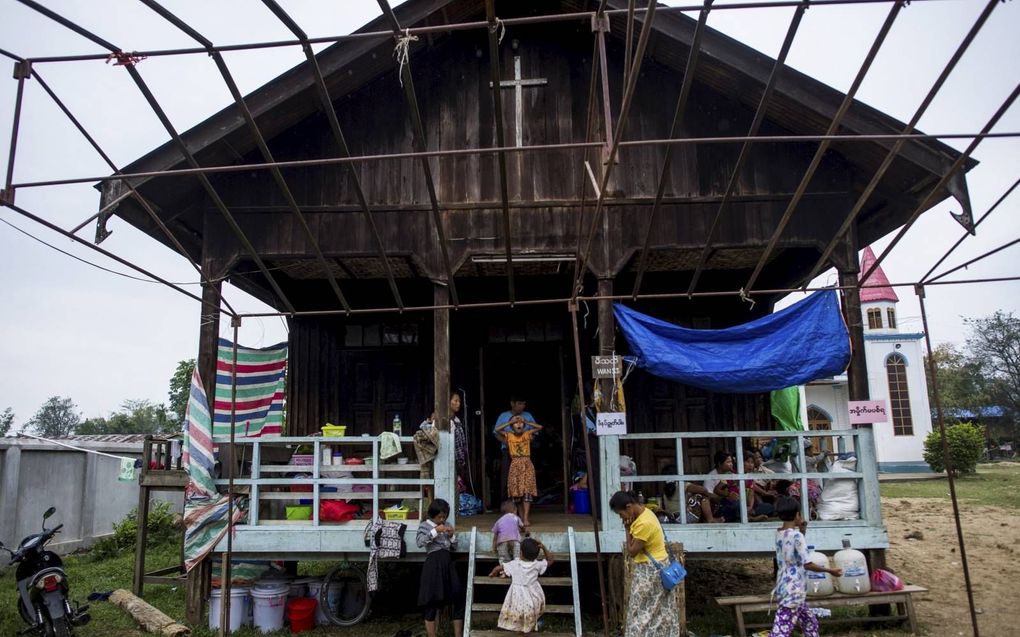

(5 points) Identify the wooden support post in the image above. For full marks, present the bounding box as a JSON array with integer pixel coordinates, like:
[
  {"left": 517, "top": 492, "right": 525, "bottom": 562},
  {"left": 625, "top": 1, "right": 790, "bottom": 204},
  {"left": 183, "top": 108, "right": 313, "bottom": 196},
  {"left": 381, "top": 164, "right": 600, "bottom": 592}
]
[
  {"left": 837, "top": 231, "right": 869, "bottom": 402},
  {"left": 198, "top": 277, "right": 222, "bottom": 401},
  {"left": 132, "top": 437, "right": 152, "bottom": 597},
  {"left": 434, "top": 284, "right": 451, "bottom": 431},
  {"left": 433, "top": 284, "right": 451, "bottom": 520}
]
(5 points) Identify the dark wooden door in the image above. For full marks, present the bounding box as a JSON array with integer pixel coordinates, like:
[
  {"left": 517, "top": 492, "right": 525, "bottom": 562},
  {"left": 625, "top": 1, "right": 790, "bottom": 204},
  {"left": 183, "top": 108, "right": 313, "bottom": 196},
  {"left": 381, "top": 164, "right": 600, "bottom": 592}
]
[{"left": 341, "top": 350, "right": 428, "bottom": 435}]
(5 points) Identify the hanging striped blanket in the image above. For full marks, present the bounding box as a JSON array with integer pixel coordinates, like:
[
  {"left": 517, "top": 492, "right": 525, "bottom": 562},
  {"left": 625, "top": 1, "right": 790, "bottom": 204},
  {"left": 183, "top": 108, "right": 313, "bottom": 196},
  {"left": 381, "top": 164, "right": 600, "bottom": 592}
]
[
  {"left": 183, "top": 368, "right": 246, "bottom": 571},
  {"left": 215, "top": 338, "right": 287, "bottom": 437}
]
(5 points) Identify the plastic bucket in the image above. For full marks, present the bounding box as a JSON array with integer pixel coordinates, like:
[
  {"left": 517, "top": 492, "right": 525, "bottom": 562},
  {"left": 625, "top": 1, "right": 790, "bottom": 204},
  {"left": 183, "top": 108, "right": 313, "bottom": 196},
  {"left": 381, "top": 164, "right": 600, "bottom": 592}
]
[
  {"left": 571, "top": 489, "right": 591, "bottom": 514},
  {"left": 288, "top": 598, "right": 318, "bottom": 634},
  {"left": 305, "top": 579, "right": 330, "bottom": 625},
  {"left": 251, "top": 581, "right": 290, "bottom": 633},
  {"left": 288, "top": 580, "right": 307, "bottom": 599},
  {"left": 209, "top": 586, "right": 249, "bottom": 631}
]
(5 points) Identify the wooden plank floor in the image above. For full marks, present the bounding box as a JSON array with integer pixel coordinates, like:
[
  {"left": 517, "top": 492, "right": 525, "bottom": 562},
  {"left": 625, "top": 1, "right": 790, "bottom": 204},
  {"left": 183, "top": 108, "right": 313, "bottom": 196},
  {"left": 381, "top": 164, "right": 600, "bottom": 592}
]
[{"left": 462, "top": 510, "right": 599, "bottom": 532}]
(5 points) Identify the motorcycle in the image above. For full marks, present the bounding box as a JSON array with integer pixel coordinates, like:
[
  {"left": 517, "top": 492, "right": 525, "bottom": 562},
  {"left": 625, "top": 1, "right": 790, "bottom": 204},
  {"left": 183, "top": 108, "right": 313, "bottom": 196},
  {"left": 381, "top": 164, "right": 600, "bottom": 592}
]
[{"left": 1, "top": 507, "right": 90, "bottom": 636}]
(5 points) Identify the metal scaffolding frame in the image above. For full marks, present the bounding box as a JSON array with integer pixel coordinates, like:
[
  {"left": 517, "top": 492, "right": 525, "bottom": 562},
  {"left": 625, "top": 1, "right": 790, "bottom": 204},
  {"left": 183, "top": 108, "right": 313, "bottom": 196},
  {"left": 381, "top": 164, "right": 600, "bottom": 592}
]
[{"left": 2, "top": 2, "right": 1016, "bottom": 636}]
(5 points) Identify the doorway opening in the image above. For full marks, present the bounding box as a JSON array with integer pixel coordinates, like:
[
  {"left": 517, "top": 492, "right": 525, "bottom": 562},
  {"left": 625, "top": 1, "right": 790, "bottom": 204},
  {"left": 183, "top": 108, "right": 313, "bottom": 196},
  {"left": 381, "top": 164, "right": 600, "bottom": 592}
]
[{"left": 480, "top": 342, "right": 569, "bottom": 513}]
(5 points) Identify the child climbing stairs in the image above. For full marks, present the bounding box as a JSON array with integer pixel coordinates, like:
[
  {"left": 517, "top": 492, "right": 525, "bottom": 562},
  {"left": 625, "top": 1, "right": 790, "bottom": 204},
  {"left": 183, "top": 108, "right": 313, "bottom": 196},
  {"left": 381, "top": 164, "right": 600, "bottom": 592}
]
[{"left": 464, "top": 526, "right": 583, "bottom": 637}]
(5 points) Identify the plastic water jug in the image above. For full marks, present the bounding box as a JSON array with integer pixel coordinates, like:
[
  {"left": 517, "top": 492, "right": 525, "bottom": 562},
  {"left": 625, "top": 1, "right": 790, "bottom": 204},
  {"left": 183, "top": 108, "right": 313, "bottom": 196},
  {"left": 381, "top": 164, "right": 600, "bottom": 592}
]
[
  {"left": 833, "top": 538, "right": 871, "bottom": 594},
  {"left": 805, "top": 545, "right": 834, "bottom": 597}
]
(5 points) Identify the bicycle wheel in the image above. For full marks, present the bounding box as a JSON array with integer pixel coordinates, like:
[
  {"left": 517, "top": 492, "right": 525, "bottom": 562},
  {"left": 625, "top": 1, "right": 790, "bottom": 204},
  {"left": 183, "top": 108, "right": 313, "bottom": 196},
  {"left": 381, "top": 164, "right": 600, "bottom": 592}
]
[{"left": 319, "top": 564, "right": 372, "bottom": 626}]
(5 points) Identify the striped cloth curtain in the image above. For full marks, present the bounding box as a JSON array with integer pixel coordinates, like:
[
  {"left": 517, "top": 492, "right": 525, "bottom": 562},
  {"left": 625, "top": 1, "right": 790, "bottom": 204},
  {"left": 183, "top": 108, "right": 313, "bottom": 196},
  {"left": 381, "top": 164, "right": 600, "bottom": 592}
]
[{"left": 214, "top": 338, "right": 287, "bottom": 437}]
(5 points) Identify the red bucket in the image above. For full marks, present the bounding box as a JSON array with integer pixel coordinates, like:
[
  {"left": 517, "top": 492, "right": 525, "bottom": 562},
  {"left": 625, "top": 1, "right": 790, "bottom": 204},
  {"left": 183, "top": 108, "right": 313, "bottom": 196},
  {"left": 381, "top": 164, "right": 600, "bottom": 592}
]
[{"left": 287, "top": 598, "right": 317, "bottom": 634}]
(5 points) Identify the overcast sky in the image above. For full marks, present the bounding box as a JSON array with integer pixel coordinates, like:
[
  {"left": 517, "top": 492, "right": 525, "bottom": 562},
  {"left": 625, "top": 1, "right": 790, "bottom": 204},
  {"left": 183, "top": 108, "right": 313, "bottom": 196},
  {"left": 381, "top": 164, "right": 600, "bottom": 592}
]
[{"left": 0, "top": 0, "right": 1017, "bottom": 430}]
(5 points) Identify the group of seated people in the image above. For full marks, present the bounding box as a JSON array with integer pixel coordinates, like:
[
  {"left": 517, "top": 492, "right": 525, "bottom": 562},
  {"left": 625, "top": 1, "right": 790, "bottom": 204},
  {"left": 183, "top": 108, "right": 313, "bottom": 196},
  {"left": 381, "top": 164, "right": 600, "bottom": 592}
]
[{"left": 658, "top": 445, "right": 828, "bottom": 524}]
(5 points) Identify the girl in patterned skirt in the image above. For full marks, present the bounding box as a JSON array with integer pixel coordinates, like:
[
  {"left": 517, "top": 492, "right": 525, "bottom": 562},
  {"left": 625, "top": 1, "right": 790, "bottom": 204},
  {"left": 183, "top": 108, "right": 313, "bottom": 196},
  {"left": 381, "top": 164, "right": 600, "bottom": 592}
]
[{"left": 494, "top": 417, "right": 543, "bottom": 528}]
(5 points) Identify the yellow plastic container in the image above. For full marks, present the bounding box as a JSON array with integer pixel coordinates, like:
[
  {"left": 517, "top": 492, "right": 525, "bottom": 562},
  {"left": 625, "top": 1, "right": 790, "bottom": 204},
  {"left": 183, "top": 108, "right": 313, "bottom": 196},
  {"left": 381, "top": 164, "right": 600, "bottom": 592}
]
[
  {"left": 321, "top": 424, "right": 347, "bottom": 437},
  {"left": 382, "top": 507, "right": 409, "bottom": 520},
  {"left": 286, "top": 505, "right": 312, "bottom": 520}
]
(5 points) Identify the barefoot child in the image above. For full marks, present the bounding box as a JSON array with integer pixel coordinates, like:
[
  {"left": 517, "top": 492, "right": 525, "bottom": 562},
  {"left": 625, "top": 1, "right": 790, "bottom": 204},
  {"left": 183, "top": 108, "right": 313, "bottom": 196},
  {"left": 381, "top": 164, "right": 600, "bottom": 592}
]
[
  {"left": 416, "top": 499, "right": 465, "bottom": 637},
  {"left": 492, "top": 499, "right": 525, "bottom": 568},
  {"left": 494, "top": 416, "right": 544, "bottom": 527},
  {"left": 489, "top": 537, "right": 553, "bottom": 633},
  {"left": 769, "top": 496, "right": 842, "bottom": 637}
]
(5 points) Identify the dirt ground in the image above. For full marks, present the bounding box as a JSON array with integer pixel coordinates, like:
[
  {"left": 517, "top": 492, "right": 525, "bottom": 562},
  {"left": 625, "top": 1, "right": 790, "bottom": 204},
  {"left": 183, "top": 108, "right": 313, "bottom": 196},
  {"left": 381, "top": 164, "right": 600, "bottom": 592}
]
[
  {"left": 875, "top": 495, "right": 1019, "bottom": 637},
  {"left": 688, "top": 495, "right": 1020, "bottom": 637}
]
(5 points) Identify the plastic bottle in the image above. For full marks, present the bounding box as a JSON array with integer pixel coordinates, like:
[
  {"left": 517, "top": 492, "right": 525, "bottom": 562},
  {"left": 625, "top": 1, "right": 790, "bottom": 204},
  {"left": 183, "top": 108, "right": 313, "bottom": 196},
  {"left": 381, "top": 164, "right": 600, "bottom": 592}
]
[
  {"left": 833, "top": 538, "right": 871, "bottom": 594},
  {"left": 392, "top": 415, "right": 402, "bottom": 436},
  {"left": 805, "top": 545, "right": 835, "bottom": 597}
]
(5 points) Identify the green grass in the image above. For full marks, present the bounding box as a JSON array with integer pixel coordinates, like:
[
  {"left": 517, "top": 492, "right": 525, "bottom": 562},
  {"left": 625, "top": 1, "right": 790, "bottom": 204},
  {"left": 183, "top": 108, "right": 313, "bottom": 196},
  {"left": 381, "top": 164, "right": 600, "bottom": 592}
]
[{"left": 880, "top": 462, "right": 1020, "bottom": 509}]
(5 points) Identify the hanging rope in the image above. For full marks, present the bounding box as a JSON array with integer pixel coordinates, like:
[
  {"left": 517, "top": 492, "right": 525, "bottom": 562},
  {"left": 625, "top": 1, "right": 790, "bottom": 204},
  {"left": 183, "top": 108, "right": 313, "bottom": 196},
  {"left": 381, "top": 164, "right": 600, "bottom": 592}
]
[
  {"left": 393, "top": 29, "right": 419, "bottom": 87},
  {"left": 489, "top": 17, "right": 506, "bottom": 44},
  {"left": 738, "top": 287, "right": 757, "bottom": 309},
  {"left": 106, "top": 51, "right": 146, "bottom": 67}
]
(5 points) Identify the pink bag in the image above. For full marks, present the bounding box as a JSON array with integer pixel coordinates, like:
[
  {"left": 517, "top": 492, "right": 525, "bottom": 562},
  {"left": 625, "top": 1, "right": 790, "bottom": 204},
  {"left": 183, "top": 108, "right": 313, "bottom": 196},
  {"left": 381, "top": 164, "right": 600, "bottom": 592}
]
[{"left": 871, "top": 568, "right": 904, "bottom": 592}]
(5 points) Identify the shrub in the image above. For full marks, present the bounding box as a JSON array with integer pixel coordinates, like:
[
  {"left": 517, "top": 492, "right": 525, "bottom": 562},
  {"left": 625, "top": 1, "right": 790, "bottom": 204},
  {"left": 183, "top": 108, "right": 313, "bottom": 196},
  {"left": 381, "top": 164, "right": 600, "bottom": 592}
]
[
  {"left": 923, "top": 421, "right": 985, "bottom": 475},
  {"left": 90, "top": 500, "right": 180, "bottom": 559}
]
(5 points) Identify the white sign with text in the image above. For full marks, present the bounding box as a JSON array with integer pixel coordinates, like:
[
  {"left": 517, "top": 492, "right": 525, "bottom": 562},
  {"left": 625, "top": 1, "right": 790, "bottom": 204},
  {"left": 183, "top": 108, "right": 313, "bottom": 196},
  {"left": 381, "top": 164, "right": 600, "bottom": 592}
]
[{"left": 596, "top": 412, "right": 627, "bottom": 436}]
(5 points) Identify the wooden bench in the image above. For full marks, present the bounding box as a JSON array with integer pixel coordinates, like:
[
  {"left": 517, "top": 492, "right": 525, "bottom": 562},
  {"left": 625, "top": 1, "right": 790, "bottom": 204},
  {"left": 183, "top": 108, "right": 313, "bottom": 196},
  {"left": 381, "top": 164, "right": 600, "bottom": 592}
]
[{"left": 716, "top": 585, "right": 927, "bottom": 637}]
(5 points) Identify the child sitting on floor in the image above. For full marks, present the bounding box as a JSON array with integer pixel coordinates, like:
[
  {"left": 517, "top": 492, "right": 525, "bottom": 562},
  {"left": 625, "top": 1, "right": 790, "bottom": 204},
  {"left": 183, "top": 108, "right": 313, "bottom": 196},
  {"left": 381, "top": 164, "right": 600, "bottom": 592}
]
[
  {"left": 492, "top": 499, "right": 525, "bottom": 569},
  {"left": 489, "top": 537, "right": 553, "bottom": 634}
]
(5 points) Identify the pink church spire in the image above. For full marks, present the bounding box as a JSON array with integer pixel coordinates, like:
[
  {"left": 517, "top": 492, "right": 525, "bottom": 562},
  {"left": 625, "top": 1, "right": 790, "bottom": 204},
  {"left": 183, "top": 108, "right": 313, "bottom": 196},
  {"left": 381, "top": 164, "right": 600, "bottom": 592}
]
[{"left": 858, "top": 246, "right": 899, "bottom": 303}]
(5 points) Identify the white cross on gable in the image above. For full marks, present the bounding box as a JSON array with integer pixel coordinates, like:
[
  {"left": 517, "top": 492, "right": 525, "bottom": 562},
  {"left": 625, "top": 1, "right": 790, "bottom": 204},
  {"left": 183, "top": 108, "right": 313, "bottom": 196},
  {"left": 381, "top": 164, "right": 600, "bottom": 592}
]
[{"left": 490, "top": 55, "right": 548, "bottom": 147}]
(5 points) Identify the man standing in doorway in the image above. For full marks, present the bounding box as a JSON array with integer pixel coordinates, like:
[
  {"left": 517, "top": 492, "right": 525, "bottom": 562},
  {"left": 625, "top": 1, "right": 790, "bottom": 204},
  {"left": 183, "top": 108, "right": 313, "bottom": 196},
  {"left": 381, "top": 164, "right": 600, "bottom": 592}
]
[{"left": 493, "top": 394, "right": 538, "bottom": 505}]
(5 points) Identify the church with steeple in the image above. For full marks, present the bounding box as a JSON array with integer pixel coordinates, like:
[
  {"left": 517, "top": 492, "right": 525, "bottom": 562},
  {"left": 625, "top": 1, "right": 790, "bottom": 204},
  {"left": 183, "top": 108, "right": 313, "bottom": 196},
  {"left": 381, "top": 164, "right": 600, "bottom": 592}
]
[{"left": 805, "top": 247, "right": 935, "bottom": 472}]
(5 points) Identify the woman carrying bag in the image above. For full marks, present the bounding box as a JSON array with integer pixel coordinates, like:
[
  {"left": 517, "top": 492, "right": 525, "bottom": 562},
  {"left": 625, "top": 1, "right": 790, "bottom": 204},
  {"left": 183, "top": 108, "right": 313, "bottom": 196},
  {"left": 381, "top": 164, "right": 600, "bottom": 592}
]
[{"left": 609, "top": 490, "right": 682, "bottom": 637}]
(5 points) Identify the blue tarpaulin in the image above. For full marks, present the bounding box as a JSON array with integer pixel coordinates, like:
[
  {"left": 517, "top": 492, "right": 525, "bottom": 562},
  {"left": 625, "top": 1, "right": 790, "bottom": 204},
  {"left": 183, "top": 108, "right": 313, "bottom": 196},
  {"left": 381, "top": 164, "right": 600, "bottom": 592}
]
[{"left": 614, "top": 290, "right": 850, "bottom": 393}]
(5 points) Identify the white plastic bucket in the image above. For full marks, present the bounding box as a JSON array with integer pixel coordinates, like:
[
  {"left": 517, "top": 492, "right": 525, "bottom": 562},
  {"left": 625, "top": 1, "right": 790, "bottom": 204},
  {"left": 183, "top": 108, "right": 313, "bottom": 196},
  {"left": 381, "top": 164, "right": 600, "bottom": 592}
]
[
  {"left": 250, "top": 581, "right": 290, "bottom": 633},
  {"left": 209, "top": 586, "right": 249, "bottom": 631},
  {"left": 305, "top": 578, "right": 330, "bottom": 626}
]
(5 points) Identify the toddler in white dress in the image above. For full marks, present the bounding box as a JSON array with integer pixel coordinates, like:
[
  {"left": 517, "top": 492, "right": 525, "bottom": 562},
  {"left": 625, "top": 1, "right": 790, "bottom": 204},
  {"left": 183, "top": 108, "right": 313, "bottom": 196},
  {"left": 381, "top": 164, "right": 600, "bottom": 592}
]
[{"left": 489, "top": 537, "right": 554, "bottom": 634}]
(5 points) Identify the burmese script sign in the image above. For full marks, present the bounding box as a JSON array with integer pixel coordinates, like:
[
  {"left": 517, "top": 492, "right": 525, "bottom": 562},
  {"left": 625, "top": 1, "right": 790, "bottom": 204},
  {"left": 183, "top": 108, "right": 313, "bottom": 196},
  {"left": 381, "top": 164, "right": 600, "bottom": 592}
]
[
  {"left": 591, "top": 355, "right": 623, "bottom": 379},
  {"left": 848, "top": 400, "right": 889, "bottom": 424},
  {"left": 596, "top": 412, "right": 627, "bottom": 436}
]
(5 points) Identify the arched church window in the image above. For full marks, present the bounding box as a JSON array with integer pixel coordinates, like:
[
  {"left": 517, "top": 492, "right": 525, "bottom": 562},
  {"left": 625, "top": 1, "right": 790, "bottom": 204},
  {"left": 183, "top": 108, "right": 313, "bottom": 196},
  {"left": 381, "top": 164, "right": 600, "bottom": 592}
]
[
  {"left": 887, "top": 308, "right": 897, "bottom": 329},
  {"left": 807, "top": 406, "right": 835, "bottom": 451},
  {"left": 867, "top": 308, "right": 883, "bottom": 329},
  {"left": 886, "top": 354, "right": 913, "bottom": 435}
]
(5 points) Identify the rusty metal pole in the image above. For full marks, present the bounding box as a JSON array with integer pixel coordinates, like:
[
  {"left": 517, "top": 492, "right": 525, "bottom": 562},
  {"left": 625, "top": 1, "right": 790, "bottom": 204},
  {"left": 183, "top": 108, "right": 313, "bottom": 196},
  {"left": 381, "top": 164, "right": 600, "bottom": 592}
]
[
  {"left": 2, "top": 60, "right": 30, "bottom": 204},
  {"left": 916, "top": 285, "right": 980, "bottom": 637},
  {"left": 569, "top": 300, "right": 611, "bottom": 637},
  {"left": 219, "top": 318, "right": 240, "bottom": 636}
]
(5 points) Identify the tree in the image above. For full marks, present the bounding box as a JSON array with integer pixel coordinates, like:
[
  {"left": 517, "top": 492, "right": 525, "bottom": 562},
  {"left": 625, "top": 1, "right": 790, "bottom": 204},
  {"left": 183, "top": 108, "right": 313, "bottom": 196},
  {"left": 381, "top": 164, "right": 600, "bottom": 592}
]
[
  {"left": 923, "top": 421, "right": 985, "bottom": 475},
  {"left": 924, "top": 343, "right": 995, "bottom": 420},
  {"left": 168, "top": 359, "right": 196, "bottom": 430},
  {"left": 77, "top": 399, "right": 172, "bottom": 435},
  {"left": 0, "top": 407, "right": 14, "bottom": 436},
  {"left": 27, "top": 396, "right": 81, "bottom": 438},
  {"left": 964, "top": 311, "right": 1020, "bottom": 424}
]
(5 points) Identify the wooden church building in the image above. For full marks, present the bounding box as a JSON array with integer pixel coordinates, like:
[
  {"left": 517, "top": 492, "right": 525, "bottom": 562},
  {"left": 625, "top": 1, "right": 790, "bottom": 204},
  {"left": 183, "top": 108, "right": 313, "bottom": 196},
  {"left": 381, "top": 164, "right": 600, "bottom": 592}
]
[{"left": 104, "top": 0, "right": 972, "bottom": 566}]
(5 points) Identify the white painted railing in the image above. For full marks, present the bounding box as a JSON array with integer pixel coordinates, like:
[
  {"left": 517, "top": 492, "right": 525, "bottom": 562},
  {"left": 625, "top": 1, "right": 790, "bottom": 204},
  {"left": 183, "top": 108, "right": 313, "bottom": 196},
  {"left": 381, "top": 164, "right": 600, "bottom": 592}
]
[
  {"left": 211, "top": 435, "right": 435, "bottom": 527},
  {"left": 599, "top": 428, "right": 882, "bottom": 531}
]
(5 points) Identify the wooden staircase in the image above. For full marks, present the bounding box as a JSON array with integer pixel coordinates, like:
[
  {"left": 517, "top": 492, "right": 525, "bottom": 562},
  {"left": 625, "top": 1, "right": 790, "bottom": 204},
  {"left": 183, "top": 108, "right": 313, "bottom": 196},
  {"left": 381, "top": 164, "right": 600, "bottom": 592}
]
[{"left": 464, "top": 526, "right": 582, "bottom": 637}]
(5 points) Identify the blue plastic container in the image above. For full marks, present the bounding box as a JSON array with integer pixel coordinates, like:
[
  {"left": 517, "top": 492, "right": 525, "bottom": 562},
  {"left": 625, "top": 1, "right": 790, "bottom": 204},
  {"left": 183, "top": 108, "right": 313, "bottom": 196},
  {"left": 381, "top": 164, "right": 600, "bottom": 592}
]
[{"left": 571, "top": 489, "right": 591, "bottom": 514}]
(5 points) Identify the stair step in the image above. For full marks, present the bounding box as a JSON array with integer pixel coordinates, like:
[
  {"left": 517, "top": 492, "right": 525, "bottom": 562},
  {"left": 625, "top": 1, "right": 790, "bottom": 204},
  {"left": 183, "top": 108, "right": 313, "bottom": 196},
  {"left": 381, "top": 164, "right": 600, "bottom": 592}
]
[
  {"left": 471, "top": 632, "right": 576, "bottom": 637},
  {"left": 471, "top": 603, "right": 574, "bottom": 614},
  {"left": 474, "top": 576, "right": 573, "bottom": 586}
]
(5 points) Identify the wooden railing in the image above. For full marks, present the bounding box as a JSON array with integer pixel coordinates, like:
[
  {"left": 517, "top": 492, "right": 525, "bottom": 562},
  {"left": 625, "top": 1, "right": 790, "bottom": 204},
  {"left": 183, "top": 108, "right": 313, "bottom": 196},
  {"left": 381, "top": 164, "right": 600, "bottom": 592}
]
[
  {"left": 601, "top": 428, "right": 882, "bottom": 529},
  {"left": 211, "top": 435, "right": 435, "bottom": 527}
]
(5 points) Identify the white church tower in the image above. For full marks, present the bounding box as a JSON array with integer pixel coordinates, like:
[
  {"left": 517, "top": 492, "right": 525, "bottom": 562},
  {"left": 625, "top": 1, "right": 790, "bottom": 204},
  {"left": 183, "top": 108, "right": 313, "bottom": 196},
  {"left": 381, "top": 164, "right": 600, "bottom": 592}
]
[{"left": 805, "top": 247, "right": 935, "bottom": 472}]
